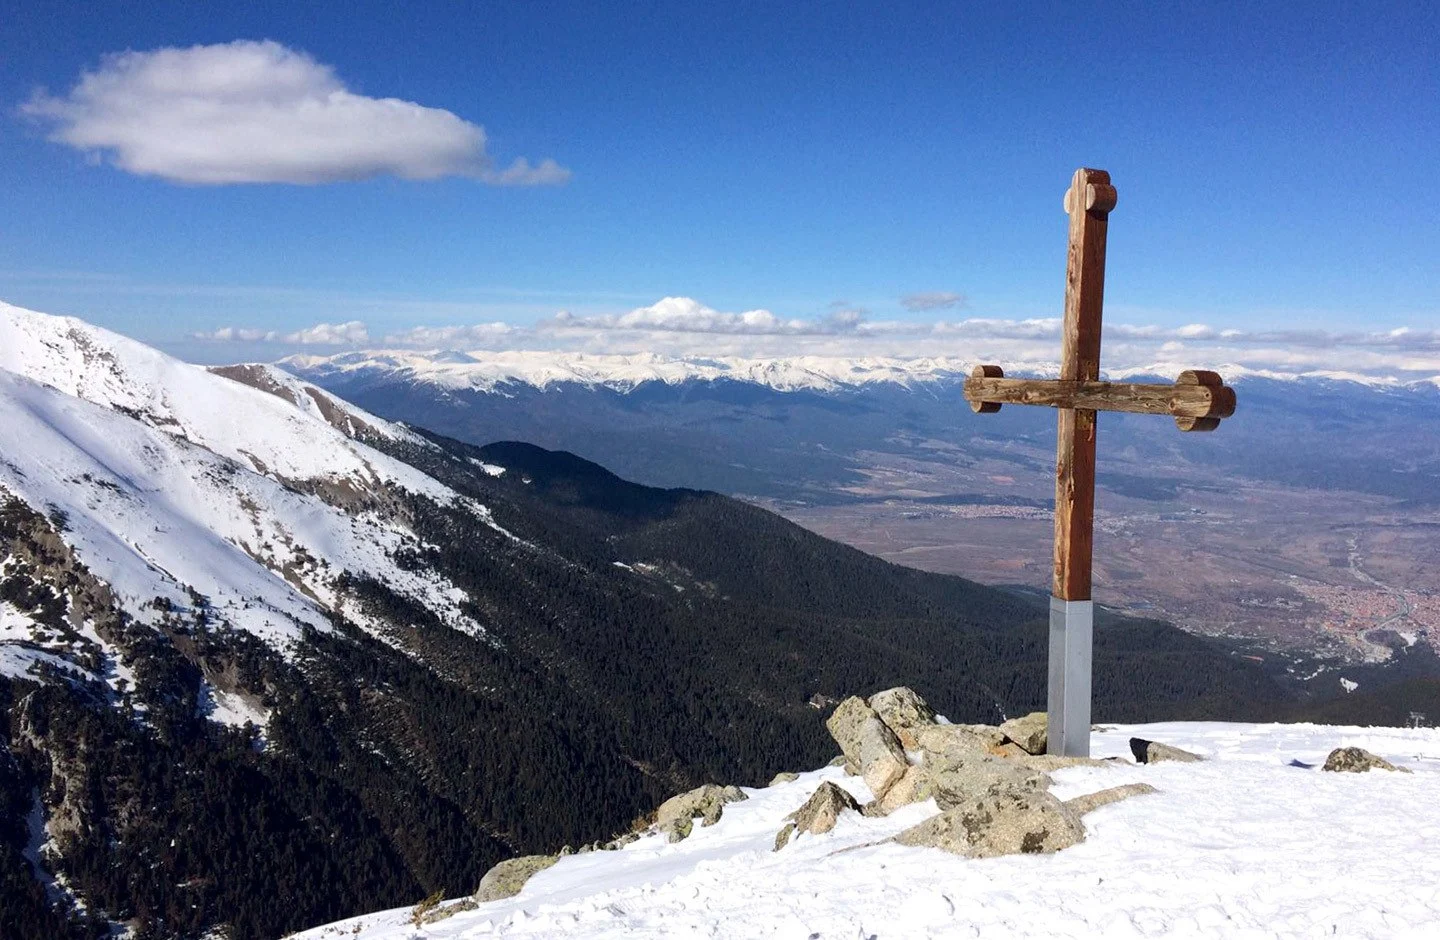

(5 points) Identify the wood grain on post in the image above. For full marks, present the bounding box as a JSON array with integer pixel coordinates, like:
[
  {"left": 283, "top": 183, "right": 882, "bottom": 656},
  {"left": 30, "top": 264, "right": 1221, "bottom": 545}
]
[
  {"left": 961, "top": 374, "right": 1236, "bottom": 419},
  {"left": 1054, "top": 168, "right": 1114, "bottom": 602}
]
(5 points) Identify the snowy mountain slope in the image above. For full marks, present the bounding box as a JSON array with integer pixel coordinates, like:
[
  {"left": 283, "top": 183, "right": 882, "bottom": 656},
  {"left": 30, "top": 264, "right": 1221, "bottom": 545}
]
[
  {"left": 0, "top": 302, "right": 450, "bottom": 501},
  {"left": 0, "top": 367, "right": 482, "bottom": 655},
  {"left": 292, "top": 721, "right": 1440, "bottom": 940}
]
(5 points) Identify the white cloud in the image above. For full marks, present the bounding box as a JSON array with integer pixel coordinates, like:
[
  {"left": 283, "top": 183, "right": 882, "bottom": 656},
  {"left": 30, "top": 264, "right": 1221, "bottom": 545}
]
[
  {"left": 901, "top": 291, "right": 966, "bottom": 312},
  {"left": 195, "top": 319, "right": 368, "bottom": 345},
  {"left": 544, "top": 296, "right": 867, "bottom": 336},
  {"left": 382, "top": 322, "right": 516, "bottom": 347},
  {"left": 22, "top": 40, "right": 570, "bottom": 186}
]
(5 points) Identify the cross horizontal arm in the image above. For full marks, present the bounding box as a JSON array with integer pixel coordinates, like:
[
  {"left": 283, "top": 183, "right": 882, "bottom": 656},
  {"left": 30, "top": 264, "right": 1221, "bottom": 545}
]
[{"left": 963, "top": 366, "right": 1236, "bottom": 429}]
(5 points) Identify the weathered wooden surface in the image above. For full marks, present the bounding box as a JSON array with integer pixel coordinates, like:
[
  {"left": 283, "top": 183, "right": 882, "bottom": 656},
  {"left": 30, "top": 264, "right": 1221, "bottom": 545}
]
[
  {"left": 1053, "top": 168, "right": 1112, "bottom": 602},
  {"left": 962, "top": 374, "right": 1236, "bottom": 420}
]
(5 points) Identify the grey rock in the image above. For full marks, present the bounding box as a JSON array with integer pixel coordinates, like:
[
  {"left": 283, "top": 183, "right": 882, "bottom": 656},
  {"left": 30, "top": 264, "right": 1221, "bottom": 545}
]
[
  {"left": 1322, "top": 746, "right": 1411, "bottom": 774},
  {"left": 868, "top": 687, "right": 937, "bottom": 749},
  {"left": 825, "top": 696, "right": 909, "bottom": 799},
  {"left": 926, "top": 751, "right": 1051, "bottom": 811},
  {"left": 1130, "top": 738, "right": 1203, "bottom": 764},
  {"left": 787, "top": 781, "right": 861, "bottom": 837},
  {"left": 654, "top": 783, "right": 749, "bottom": 830},
  {"left": 419, "top": 897, "right": 478, "bottom": 925},
  {"left": 913, "top": 723, "right": 1004, "bottom": 760},
  {"left": 769, "top": 771, "right": 800, "bottom": 786},
  {"left": 827, "top": 755, "right": 848, "bottom": 768},
  {"left": 664, "top": 816, "right": 693, "bottom": 843},
  {"left": 773, "top": 822, "right": 797, "bottom": 852},
  {"left": 474, "top": 854, "right": 559, "bottom": 902},
  {"left": 999, "top": 712, "right": 1048, "bottom": 755},
  {"left": 1065, "top": 783, "right": 1159, "bottom": 817},
  {"left": 894, "top": 790, "right": 1085, "bottom": 858},
  {"left": 871, "top": 764, "right": 935, "bottom": 816}
]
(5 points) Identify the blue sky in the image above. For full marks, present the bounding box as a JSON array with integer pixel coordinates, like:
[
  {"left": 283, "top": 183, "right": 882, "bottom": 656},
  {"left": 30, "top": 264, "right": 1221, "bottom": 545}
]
[{"left": 1, "top": 1, "right": 1436, "bottom": 371}]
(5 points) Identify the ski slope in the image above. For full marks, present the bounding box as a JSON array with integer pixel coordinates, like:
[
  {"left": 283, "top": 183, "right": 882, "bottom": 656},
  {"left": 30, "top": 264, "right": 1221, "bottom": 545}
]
[{"left": 291, "top": 721, "right": 1440, "bottom": 939}]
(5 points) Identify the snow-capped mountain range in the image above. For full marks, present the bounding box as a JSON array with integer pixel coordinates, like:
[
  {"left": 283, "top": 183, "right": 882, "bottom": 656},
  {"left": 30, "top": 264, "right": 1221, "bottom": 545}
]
[{"left": 284, "top": 347, "right": 1440, "bottom": 394}]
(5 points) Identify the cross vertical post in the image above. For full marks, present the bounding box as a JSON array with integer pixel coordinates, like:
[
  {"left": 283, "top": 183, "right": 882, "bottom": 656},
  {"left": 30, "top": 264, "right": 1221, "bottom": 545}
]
[{"left": 1050, "top": 168, "right": 1116, "bottom": 757}]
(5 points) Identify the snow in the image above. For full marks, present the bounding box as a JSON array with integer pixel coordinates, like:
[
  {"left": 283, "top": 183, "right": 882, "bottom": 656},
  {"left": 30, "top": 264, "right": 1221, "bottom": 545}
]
[
  {"left": 1341, "top": 677, "right": 1359, "bottom": 693},
  {"left": 285, "top": 348, "right": 1437, "bottom": 395},
  {"left": 0, "top": 367, "right": 484, "bottom": 654},
  {"left": 0, "top": 302, "right": 451, "bottom": 502},
  {"left": 292, "top": 721, "right": 1440, "bottom": 940}
]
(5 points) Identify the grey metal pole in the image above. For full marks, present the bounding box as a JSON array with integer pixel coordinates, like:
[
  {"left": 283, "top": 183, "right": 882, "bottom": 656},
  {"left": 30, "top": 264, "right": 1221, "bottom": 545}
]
[{"left": 1047, "top": 597, "right": 1093, "bottom": 757}]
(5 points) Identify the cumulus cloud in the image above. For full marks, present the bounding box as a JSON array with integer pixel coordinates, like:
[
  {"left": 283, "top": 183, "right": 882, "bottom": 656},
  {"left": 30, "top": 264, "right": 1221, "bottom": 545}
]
[
  {"left": 195, "top": 319, "right": 368, "bottom": 345},
  {"left": 22, "top": 40, "right": 570, "bottom": 186},
  {"left": 382, "top": 322, "right": 516, "bottom": 347},
  {"left": 544, "top": 296, "right": 868, "bottom": 336},
  {"left": 901, "top": 291, "right": 966, "bottom": 312}
]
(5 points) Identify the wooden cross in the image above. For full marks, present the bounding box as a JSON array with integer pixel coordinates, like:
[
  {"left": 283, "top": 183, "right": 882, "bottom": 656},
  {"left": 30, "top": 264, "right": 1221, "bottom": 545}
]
[{"left": 962, "top": 168, "right": 1236, "bottom": 757}]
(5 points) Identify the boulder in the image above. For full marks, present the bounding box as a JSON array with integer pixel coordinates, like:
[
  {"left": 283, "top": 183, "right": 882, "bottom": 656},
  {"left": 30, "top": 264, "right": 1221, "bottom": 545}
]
[
  {"left": 787, "top": 781, "right": 861, "bottom": 836},
  {"left": 825, "top": 696, "right": 909, "bottom": 799},
  {"left": 773, "top": 822, "right": 797, "bottom": 851},
  {"left": 867, "top": 687, "right": 937, "bottom": 749},
  {"left": 1322, "top": 746, "right": 1411, "bottom": 774},
  {"left": 1065, "top": 783, "right": 1159, "bottom": 817},
  {"left": 927, "top": 751, "right": 1051, "bottom": 811},
  {"left": 769, "top": 771, "right": 800, "bottom": 786},
  {"left": 654, "top": 783, "right": 749, "bottom": 830},
  {"left": 894, "top": 790, "right": 1085, "bottom": 858},
  {"left": 871, "top": 764, "right": 934, "bottom": 816},
  {"left": 664, "top": 817, "right": 693, "bottom": 843},
  {"left": 913, "top": 723, "right": 1004, "bottom": 759},
  {"left": 474, "top": 854, "right": 558, "bottom": 902},
  {"left": 988, "top": 742, "right": 1031, "bottom": 759},
  {"left": 1130, "top": 738, "right": 1203, "bottom": 764},
  {"left": 998, "top": 712, "right": 1048, "bottom": 755}
]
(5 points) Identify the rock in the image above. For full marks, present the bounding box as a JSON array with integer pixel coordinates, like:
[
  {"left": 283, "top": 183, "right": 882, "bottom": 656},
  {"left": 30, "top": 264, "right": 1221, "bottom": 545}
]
[
  {"left": 998, "top": 712, "right": 1048, "bottom": 755},
  {"left": 913, "top": 723, "right": 1004, "bottom": 759},
  {"left": 871, "top": 764, "right": 934, "bottom": 816},
  {"left": 926, "top": 751, "right": 1051, "bottom": 811},
  {"left": 843, "top": 759, "right": 859, "bottom": 777},
  {"left": 1065, "top": 783, "right": 1159, "bottom": 817},
  {"left": 988, "top": 742, "right": 1031, "bottom": 759},
  {"left": 773, "top": 822, "right": 796, "bottom": 851},
  {"left": 419, "top": 897, "right": 477, "bottom": 925},
  {"left": 894, "top": 790, "right": 1085, "bottom": 858},
  {"left": 827, "top": 755, "right": 848, "bottom": 767},
  {"left": 474, "top": 854, "right": 559, "bottom": 902},
  {"left": 867, "top": 687, "right": 937, "bottom": 749},
  {"left": 1130, "top": 738, "right": 1203, "bottom": 764},
  {"left": 787, "top": 781, "right": 862, "bottom": 836},
  {"left": 769, "top": 771, "right": 800, "bottom": 786},
  {"left": 654, "top": 783, "right": 749, "bottom": 830},
  {"left": 606, "top": 832, "right": 640, "bottom": 850},
  {"left": 664, "top": 816, "right": 693, "bottom": 843},
  {"left": 1322, "top": 746, "right": 1411, "bottom": 774},
  {"left": 825, "top": 696, "right": 909, "bottom": 799}
]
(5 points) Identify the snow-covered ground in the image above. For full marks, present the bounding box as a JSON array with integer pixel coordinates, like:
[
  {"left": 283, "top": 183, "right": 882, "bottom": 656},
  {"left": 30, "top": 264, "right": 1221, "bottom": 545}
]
[{"left": 291, "top": 722, "right": 1440, "bottom": 939}]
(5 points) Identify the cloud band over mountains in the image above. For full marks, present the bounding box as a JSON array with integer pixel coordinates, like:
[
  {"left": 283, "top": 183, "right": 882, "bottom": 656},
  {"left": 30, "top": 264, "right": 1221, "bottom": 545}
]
[
  {"left": 191, "top": 295, "right": 1440, "bottom": 381},
  {"left": 22, "top": 40, "right": 570, "bottom": 186}
]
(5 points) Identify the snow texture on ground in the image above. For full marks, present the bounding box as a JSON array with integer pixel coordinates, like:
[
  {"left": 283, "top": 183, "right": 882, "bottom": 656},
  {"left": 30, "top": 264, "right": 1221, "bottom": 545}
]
[{"left": 291, "top": 722, "right": 1440, "bottom": 940}]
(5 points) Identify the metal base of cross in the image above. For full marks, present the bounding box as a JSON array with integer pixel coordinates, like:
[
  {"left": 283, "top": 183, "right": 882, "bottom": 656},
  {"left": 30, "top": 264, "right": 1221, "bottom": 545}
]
[{"left": 1047, "top": 598, "right": 1093, "bottom": 757}]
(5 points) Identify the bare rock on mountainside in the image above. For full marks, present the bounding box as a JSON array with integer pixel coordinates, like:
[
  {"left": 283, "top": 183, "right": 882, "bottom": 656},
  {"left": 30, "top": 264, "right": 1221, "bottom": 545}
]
[
  {"left": 913, "top": 722, "right": 1005, "bottom": 757},
  {"left": 998, "top": 711, "right": 1049, "bottom": 756},
  {"left": 769, "top": 771, "right": 800, "bottom": 786},
  {"left": 474, "top": 854, "right": 559, "bottom": 902},
  {"left": 654, "top": 784, "right": 749, "bottom": 841},
  {"left": 825, "top": 696, "right": 909, "bottom": 799},
  {"left": 1065, "top": 783, "right": 1160, "bottom": 817},
  {"left": 1130, "top": 737, "right": 1204, "bottom": 764},
  {"left": 1322, "top": 746, "right": 1412, "bottom": 774},
  {"left": 868, "top": 687, "right": 938, "bottom": 749},
  {"left": 788, "top": 782, "right": 862, "bottom": 836},
  {"left": 894, "top": 790, "right": 1087, "bottom": 858}
]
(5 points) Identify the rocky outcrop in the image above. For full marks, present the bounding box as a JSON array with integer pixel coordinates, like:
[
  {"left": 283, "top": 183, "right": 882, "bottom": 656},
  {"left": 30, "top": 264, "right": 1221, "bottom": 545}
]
[
  {"left": 775, "top": 782, "right": 862, "bottom": 849},
  {"left": 894, "top": 790, "right": 1086, "bottom": 858},
  {"left": 1130, "top": 738, "right": 1203, "bottom": 764},
  {"left": 998, "top": 712, "right": 1048, "bottom": 756},
  {"left": 825, "top": 697, "right": 909, "bottom": 800},
  {"left": 474, "top": 854, "right": 559, "bottom": 902},
  {"left": 653, "top": 784, "right": 749, "bottom": 841},
  {"left": 769, "top": 771, "right": 800, "bottom": 786},
  {"left": 1322, "top": 747, "right": 1411, "bottom": 774},
  {"left": 869, "top": 687, "right": 937, "bottom": 749},
  {"left": 1065, "top": 783, "right": 1159, "bottom": 817}
]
